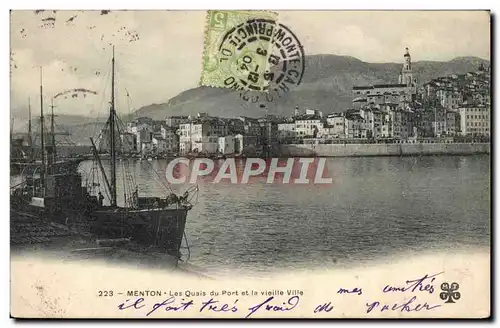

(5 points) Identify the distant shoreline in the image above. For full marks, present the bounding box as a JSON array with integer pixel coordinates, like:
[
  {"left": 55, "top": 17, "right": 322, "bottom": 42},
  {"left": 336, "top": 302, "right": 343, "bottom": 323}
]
[
  {"left": 9, "top": 142, "right": 490, "bottom": 162},
  {"left": 278, "top": 142, "right": 490, "bottom": 157}
]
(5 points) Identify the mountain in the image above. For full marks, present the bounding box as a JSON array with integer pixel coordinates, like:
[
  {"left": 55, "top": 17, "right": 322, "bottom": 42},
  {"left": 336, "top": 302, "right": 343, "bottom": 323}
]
[
  {"left": 10, "top": 54, "right": 489, "bottom": 145},
  {"left": 11, "top": 114, "right": 107, "bottom": 146},
  {"left": 132, "top": 54, "right": 490, "bottom": 120}
]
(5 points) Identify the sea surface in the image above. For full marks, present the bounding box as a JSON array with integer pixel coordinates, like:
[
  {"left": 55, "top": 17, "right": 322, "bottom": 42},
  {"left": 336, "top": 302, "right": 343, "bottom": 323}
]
[{"left": 12, "top": 155, "right": 491, "bottom": 276}]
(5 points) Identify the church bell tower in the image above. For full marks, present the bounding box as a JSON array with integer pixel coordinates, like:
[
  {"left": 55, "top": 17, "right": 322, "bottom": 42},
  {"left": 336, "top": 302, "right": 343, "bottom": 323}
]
[{"left": 399, "top": 47, "right": 414, "bottom": 86}]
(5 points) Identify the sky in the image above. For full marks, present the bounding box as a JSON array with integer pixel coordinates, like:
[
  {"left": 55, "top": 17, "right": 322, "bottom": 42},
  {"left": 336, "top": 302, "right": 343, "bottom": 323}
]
[{"left": 10, "top": 10, "right": 491, "bottom": 117}]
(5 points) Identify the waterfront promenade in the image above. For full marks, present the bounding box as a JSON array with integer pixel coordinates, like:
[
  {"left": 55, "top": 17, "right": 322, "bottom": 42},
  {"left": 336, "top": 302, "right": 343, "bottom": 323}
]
[{"left": 279, "top": 142, "right": 490, "bottom": 157}]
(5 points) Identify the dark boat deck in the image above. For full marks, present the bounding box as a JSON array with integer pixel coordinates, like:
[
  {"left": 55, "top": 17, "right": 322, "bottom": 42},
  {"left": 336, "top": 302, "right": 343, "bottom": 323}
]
[
  {"left": 10, "top": 210, "right": 185, "bottom": 272},
  {"left": 10, "top": 211, "right": 85, "bottom": 246}
]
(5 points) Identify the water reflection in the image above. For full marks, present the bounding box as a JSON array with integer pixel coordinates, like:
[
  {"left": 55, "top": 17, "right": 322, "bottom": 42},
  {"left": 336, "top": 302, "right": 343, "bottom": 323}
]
[{"left": 11, "top": 155, "right": 491, "bottom": 276}]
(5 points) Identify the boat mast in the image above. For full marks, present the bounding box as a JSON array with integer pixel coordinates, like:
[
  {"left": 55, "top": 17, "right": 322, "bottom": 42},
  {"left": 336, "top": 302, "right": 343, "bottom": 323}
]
[
  {"left": 28, "top": 97, "right": 32, "bottom": 160},
  {"left": 109, "top": 46, "right": 117, "bottom": 206},
  {"left": 90, "top": 137, "right": 112, "bottom": 197},
  {"left": 10, "top": 118, "right": 14, "bottom": 144},
  {"left": 39, "top": 67, "right": 46, "bottom": 195},
  {"left": 50, "top": 97, "right": 57, "bottom": 169}
]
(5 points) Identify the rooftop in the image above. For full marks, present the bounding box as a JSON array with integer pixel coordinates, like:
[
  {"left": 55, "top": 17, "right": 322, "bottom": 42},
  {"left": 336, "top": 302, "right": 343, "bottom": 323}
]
[
  {"left": 295, "top": 114, "right": 322, "bottom": 121},
  {"left": 352, "top": 86, "right": 374, "bottom": 90},
  {"left": 373, "top": 83, "right": 409, "bottom": 89},
  {"left": 166, "top": 115, "right": 189, "bottom": 119},
  {"left": 353, "top": 97, "right": 367, "bottom": 102},
  {"left": 345, "top": 113, "right": 364, "bottom": 121}
]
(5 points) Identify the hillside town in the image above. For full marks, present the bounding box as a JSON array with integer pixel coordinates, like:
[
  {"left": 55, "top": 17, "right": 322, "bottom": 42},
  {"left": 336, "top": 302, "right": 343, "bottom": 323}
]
[{"left": 115, "top": 48, "right": 490, "bottom": 157}]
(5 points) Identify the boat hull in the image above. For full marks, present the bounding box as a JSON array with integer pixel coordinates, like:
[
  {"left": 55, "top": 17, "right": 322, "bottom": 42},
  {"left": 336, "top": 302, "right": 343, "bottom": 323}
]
[
  {"left": 10, "top": 200, "right": 189, "bottom": 258},
  {"left": 90, "top": 208, "right": 188, "bottom": 258}
]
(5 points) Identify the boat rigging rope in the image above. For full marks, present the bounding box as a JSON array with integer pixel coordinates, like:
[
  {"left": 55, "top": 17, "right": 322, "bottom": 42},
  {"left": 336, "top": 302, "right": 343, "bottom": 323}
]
[
  {"left": 86, "top": 60, "right": 196, "bottom": 204},
  {"left": 125, "top": 88, "right": 137, "bottom": 184},
  {"left": 53, "top": 122, "right": 75, "bottom": 147},
  {"left": 124, "top": 160, "right": 137, "bottom": 208},
  {"left": 185, "top": 185, "right": 200, "bottom": 206},
  {"left": 121, "top": 159, "right": 128, "bottom": 209},
  {"left": 114, "top": 114, "right": 175, "bottom": 195},
  {"left": 181, "top": 230, "right": 191, "bottom": 262},
  {"left": 113, "top": 86, "right": 173, "bottom": 196},
  {"left": 91, "top": 63, "right": 112, "bottom": 139}
]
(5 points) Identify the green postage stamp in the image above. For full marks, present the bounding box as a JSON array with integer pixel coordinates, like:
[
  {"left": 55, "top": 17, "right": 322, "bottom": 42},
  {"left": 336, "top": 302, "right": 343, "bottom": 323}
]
[{"left": 200, "top": 10, "right": 305, "bottom": 94}]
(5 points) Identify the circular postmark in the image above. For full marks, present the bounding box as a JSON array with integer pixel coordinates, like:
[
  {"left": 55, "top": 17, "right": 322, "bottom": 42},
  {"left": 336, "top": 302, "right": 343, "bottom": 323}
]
[{"left": 217, "top": 18, "right": 305, "bottom": 104}]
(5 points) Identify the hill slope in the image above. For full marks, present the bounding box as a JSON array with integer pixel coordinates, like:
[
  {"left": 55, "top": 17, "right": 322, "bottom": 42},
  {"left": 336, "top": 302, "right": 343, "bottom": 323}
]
[{"left": 134, "top": 54, "right": 490, "bottom": 119}]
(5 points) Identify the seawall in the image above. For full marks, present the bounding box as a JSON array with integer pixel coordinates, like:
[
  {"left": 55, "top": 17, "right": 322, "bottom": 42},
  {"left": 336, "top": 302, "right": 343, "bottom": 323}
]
[{"left": 279, "top": 143, "right": 490, "bottom": 157}]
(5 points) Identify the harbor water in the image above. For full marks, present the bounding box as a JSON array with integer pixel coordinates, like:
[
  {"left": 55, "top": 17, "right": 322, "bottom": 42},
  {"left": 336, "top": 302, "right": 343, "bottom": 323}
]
[{"left": 12, "top": 155, "right": 491, "bottom": 277}]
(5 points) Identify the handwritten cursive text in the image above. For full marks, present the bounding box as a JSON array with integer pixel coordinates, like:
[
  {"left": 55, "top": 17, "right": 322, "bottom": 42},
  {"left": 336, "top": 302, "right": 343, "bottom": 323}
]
[
  {"left": 382, "top": 272, "right": 443, "bottom": 294},
  {"left": 246, "top": 296, "right": 300, "bottom": 318},
  {"left": 366, "top": 296, "right": 441, "bottom": 313}
]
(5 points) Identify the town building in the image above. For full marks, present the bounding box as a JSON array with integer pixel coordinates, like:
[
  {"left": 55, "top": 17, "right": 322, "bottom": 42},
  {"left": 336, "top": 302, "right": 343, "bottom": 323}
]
[
  {"left": 218, "top": 136, "right": 235, "bottom": 154},
  {"left": 352, "top": 84, "right": 415, "bottom": 105},
  {"left": 414, "top": 109, "right": 436, "bottom": 138},
  {"left": 126, "top": 117, "right": 154, "bottom": 134},
  {"left": 120, "top": 48, "right": 490, "bottom": 148},
  {"left": 192, "top": 136, "right": 219, "bottom": 154},
  {"left": 178, "top": 117, "right": 229, "bottom": 154},
  {"left": 120, "top": 132, "right": 137, "bottom": 153},
  {"left": 165, "top": 115, "right": 189, "bottom": 128},
  {"left": 326, "top": 114, "right": 346, "bottom": 138},
  {"left": 318, "top": 126, "right": 336, "bottom": 138},
  {"left": 293, "top": 106, "right": 300, "bottom": 117},
  {"left": 445, "top": 111, "right": 460, "bottom": 136},
  {"left": 238, "top": 116, "right": 262, "bottom": 136},
  {"left": 161, "top": 125, "right": 179, "bottom": 153},
  {"left": 352, "top": 48, "right": 418, "bottom": 109},
  {"left": 423, "top": 64, "right": 491, "bottom": 111},
  {"left": 458, "top": 106, "right": 490, "bottom": 137},
  {"left": 152, "top": 134, "right": 168, "bottom": 154},
  {"left": 235, "top": 134, "right": 260, "bottom": 155},
  {"left": 178, "top": 122, "right": 192, "bottom": 154},
  {"left": 380, "top": 104, "right": 415, "bottom": 139},
  {"left": 398, "top": 47, "right": 415, "bottom": 86},
  {"left": 359, "top": 107, "right": 383, "bottom": 139},
  {"left": 305, "top": 108, "right": 324, "bottom": 118},
  {"left": 435, "top": 88, "right": 463, "bottom": 110},
  {"left": 277, "top": 122, "right": 296, "bottom": 140},
  {"left": 136, "top": 125, "right": 153, "bottom": 152},
  {"left": 345, "top": 113, "right": 366, "bottom": 139},
  {"left": 140, "top": 140, "right": 153, "bottom": 154},
  {"left": 294, "top": 115, "right": 323, "bottom": 138},
  {"left": 258, "top": 117, "right": 280, "bottom": 146}
]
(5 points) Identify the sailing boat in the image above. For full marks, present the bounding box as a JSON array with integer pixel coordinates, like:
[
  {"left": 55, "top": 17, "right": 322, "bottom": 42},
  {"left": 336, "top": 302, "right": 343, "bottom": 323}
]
[
  {"left": 10, "top": 101, "right": 32, "bottom": 175},
  {"left": 11, "top": 49, "right": 197, "bottom": 259},
  {"left": 11, "top": 94, "right": 83, "bottom": 176}
]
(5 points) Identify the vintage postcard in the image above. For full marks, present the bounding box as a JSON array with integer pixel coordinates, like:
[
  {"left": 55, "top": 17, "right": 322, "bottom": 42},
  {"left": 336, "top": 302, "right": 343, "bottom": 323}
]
[{"left": 9, "top": 10, "right": 491, "bottom": 318}]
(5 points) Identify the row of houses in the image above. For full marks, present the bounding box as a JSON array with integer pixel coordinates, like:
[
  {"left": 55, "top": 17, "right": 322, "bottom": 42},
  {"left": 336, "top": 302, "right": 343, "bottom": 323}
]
[
  {"left": 422, "top": 64, "right": 491, "bottom": 110},
  {"left": 283, "top": 104, "right": 490, "bottom": 141},
  {"left": 117, "top": 99, "right": 490, "bottom": 156},
  {"left": 118, "top": 114, "right": 279, "bottom": 156},
  {"left": 118, "top": 116, "right": 180, "bottom": 155},
  {"left": 343, "top": 47, "right": 491, "bottom": 140},
  {"left": 177, "top": 115, "right": 277, "bottom": 155},
  {"left": 111, "top": 48, "right": 489, "bottom": 155}
]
